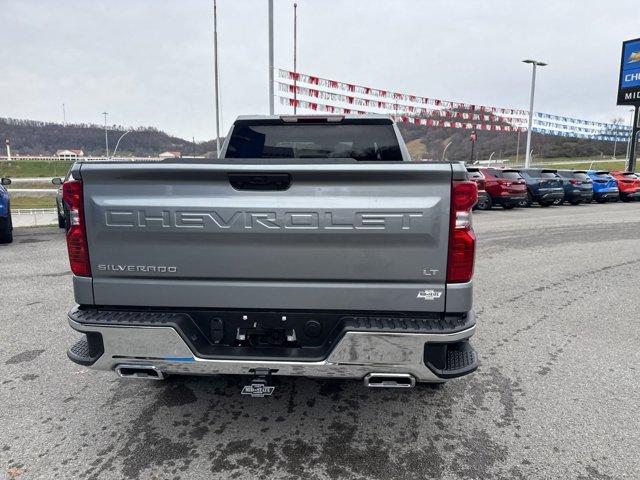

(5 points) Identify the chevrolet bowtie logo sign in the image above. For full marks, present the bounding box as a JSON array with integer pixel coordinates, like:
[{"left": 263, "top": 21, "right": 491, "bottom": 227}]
[{"left": 241, "top": 382, "right": 276, "bottom": 398}]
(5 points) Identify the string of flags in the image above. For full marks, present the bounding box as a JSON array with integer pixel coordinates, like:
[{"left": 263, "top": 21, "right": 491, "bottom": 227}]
[
  {"left": 278, "top": 69, "right": 632, "bottom": 142},
  {"left": 278, "top": 97, "right": 523, "bottom": 132}
]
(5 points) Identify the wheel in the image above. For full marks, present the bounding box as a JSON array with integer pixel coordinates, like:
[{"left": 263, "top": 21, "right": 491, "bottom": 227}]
[
  {"left": 476, "top": 195, "right": 492, "bottom": 210},
  {"left": 57, "top": 210, "right": 66, "bottom": 229},
  {"left": 569, "top": 200, "right": 581, "bottom": 206},
  {"left": 621, "top": 196, "right": 631, "bottom": 203},
  {"left": 524, "top": 191, "right": 533, "bottom": 207},
  {"left": 501, "top": 203, "right": 515, "bottom": 210},
  {"left": 596, "top": 198, "right": 607, "bottom": 204},
  {"left": 0, "top": 211, "right": 13, "bottom": 244},
  {"left": 552, "top": 197, "right": 563, "bottom": 205},
  {"left": 539, "top": 202, "right": 551, "bottom": 207}
]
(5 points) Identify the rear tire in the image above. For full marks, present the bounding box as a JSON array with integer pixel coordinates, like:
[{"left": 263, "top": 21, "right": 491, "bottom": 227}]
[
  {"left": 569, "top": 200, "right": 581, "bottom": 206},
  {"left": 477, "top": 195, "right": 492, "bottom": 210},
  {"left": 58, "top": 211, "right": 66, "bottom": 229},
  {"left": 0, "top": 211, "right": 13, "bottom": 244},
  {"left": 596, "top": 198, "right": 607, "bottom": 204},
  {"left": 501, "top": 203, "right": 514, "bottom": 210},
  {"left": 621, "top": 196, "right": 631, "bottom": 203},
  {"left": 524, "top": 191, "right": 533, "bottom": 207},
  {"left": 539, "top": 202, "right": 551, "bottom": 207}
]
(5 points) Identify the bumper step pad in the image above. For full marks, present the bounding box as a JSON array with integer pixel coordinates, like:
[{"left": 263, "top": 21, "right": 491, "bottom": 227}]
[
  {"left": 67, "top": 333, "right": 104, "bottom": 366},
  {"left": 423, "top": 340, "right": 478, "bottom": 379}
]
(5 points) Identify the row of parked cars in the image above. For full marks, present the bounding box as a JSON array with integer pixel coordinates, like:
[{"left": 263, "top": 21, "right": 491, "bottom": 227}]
[{"left": 467, "top": 168, "right": 640, "bottom": 210}]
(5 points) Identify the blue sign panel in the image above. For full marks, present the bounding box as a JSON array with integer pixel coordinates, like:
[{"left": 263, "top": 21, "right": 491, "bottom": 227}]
[{"left": 618, "top": 38, "right": 640, "bottom": 105}]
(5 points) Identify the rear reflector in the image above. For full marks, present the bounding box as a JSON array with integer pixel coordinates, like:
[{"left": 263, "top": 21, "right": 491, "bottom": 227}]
[
  {"left": 447, "top": 181, "right": 477, "bottom": 283},
  {"left": 62, "top": 179, "right": 91, "bottom": 277}
]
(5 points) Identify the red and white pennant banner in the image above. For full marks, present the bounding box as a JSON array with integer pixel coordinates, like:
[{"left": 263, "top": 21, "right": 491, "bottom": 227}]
[
  {"left": 278, "top": 97, "right": 523, "bottom": 132},
  {"left": 277, "top": 82, "right": 504, "bottom": 122},
  {"left": 279, "top": 69, "right": 527, "bottom": 117}
]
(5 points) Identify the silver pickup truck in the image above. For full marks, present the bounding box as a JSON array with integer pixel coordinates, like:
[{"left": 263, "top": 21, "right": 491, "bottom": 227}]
[{"left": 63, "top": 115, "right": 478, "bottom": 395}]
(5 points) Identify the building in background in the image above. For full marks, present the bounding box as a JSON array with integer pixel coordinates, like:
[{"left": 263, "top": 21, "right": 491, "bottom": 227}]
[
  {"left": 55, "top": 149, "right": 84, "bottom": 160},
  {"left": 159, "top": 151, "right": 181, "bottom": 159}
]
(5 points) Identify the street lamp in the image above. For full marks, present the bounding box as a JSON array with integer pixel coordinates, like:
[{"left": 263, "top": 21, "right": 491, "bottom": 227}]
[
  {"left": 111, "top": 131, "right": 132, "bottom": 158},
  {"left": 489, "top": 151, "right": 496, "bottom": 164},
  {"left": 213, "top": 0, "right": 221, "bottom": 157},
  {"left": 102, "top": 112, "right": 109, "bottom": 158},
  {"left": 442, "top": 141, "right": 452, "bottom": 161},
  {"left": 522, "top": 59, "right": 547, "bottom": 169}
]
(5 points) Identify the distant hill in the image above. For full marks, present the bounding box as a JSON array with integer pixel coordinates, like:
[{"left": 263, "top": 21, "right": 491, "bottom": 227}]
[
  {"left": 0, "top": 116, "right": 621, "bottom": 161},
  {"left": 0, "top": 117, "right": 219, "bottom": 157},
  {"left": 397, "top": 122, "right": 620, "bottom": 161}
]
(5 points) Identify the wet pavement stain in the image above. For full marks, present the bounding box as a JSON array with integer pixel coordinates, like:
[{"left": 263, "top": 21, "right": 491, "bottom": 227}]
[{"left": 5, "top": 349, "right": 45, "bottom": 365}]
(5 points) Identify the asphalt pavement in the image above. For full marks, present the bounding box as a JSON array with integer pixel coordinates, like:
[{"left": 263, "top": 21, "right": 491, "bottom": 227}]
[{"left": 1, "top": 202, "right": 639, "bottom": 480}]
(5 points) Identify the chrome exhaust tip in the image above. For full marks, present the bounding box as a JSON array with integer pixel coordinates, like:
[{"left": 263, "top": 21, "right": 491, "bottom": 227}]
[
  {"left": 115, "top": 364, "right": 164, "bottom": 380},
  {"left": 363, "top": 373, "right": 416, "bottom": 388}
]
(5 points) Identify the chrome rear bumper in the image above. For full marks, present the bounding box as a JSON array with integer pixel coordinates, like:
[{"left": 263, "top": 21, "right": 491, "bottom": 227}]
[{"left": 68, "top": 315, "right": 476, "bottom": 383}]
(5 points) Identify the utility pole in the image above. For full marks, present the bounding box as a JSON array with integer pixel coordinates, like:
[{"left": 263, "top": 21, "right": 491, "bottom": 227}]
[
  {"left": 629, "top": 106, "right": 639, "bottom": 172},
  {"left": 522, "top": 59, "right": 547, "bottom": 169},
  {"left": 268, "top": 0, "right": 274, "bottom": 115},
  {"left": 62, "top": 103, "right": 66, "bottom": 126},
  {"left": 5, "top": 139, "right": 11, "bottom": 162},
  {"left": 515, "top": 128, "right": 521, "bottom": 164},
  {"left": 293, "top": 2, "right": 298, "bottom": 114},
  {"left": 102, "top": 112, "right": 109, "bottom": 157},
  {"left": 213, "top": 0, "right": 221, "bottom": 157}
]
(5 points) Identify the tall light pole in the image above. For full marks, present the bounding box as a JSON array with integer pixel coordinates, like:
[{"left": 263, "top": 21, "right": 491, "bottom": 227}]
[
  {"left": 523, "top": 59, "right": 547, "bottom": 169},
  {"left": 111, "top": 130, "right": 132, "bottom": 158},
  {"left": 442, "top": 141, "right": 452, "bottom": 161},
  {"left": 213, "top": 0, "right": 221, "bottom": 157},
  {"left": 102, "top": 112, "right": 109, "bottom": 158},
  {"left": 293, "top": 3, "right": 298, "bottom": 114},
  {"left": 268, "top": 0, "right": 274, "bottom": 115}
]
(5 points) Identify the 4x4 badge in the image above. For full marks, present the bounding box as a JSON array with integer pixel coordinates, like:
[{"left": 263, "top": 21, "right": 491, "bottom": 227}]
[{"left": 416, "top": 289, "right": 442, "bottom": 301}]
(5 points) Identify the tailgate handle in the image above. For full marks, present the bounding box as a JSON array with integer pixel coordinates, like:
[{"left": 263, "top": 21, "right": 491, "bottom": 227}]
[{"left": 228, "top": 173, "right": 291, "bottom": 191}]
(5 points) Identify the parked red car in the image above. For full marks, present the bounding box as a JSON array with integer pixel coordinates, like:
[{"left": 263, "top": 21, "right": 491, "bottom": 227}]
[
  {"left": 610, "top": 171, "right": 640, "bottom": 202},
  {"left": 466, "top": 167, "right": 492, "bottom": 210},
  {"left": 479, "top": 168, "right": 527, "bottom": 209}
]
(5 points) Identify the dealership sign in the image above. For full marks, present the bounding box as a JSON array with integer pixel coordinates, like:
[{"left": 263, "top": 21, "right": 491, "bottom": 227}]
[{"left": 618, "top": 37, "right": 640, "bottom": 105}]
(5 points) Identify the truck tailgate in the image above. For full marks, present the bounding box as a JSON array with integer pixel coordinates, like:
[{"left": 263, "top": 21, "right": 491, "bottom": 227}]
[{"left": 80, "top": 161, "right": 452, "bottom": 312}]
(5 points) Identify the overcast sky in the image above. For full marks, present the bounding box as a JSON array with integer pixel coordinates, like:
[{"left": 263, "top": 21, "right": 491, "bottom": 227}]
[{"left": 0, "top": 0, "right": 637, "bottom": 140}]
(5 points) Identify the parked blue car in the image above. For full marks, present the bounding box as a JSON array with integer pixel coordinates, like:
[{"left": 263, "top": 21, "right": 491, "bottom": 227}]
[
  {"left": 556, "top": 170, "right": 594, "bottom": 205},
  {"left": 0, "top": 177, "right": 12, "bottom": 244},
  {"left": 586, "top": 170, "right": 619, "bottom": 203},
  {"left": 517, "top": 169, "right": 565, "bottom": 207}
]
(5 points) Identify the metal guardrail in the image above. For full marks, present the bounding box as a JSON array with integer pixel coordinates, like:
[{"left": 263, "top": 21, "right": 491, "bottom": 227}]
[{"left": 14, "top": 208, "right": 57, "bottom": 215}]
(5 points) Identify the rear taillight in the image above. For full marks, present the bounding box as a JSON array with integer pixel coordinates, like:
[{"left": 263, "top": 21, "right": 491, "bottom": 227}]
[
  {"left": 570, "top": 179, "right": 580, "bottom": 185},
  {"left": 62, "top": 179, "right": 91, "bottom": 277},
  {"left": 447, "top": 181, "right": 477, "bottom": 283}
]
